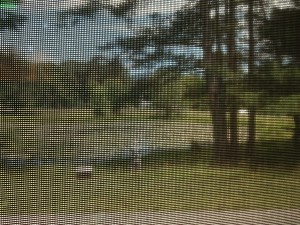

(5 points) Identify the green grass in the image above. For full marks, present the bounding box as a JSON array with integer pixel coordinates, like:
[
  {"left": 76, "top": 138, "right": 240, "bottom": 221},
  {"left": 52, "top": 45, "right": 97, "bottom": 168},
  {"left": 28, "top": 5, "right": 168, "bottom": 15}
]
[
  {"left": 1, "top": 164, "right": 300, "bottom": 214},
  {"left": 0, "top": 109, "right": 299, "bottom": 213}
]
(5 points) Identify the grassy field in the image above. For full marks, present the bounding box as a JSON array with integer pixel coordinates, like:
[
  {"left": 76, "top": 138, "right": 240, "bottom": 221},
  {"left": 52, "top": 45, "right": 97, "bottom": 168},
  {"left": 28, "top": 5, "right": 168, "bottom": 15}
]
[
  {"left": 0, "top": 109, "right": 299, "bottom": 213},
  {"left": 1, "top": 164, "right": 300, "bottom": 214}
]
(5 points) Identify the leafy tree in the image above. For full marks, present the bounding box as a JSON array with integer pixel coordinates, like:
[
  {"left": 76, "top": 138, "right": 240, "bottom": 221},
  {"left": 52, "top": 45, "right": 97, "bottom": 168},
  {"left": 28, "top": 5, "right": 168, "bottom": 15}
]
[
  {"left": 200, "top": 0, "right": 230, "bottom": 164},
  {"left": 183, "top": 75, "right": 207, "bottom": 110},
  {"left": 90, "top": 83, "right": 112, "bottom": 116},
  {"left": 88, "top": 58, "right": 131, "bottom": 116},
  {"left": 90, "top": 77, "right": 131, "bottom": 117},
  {"left": 246, "top": 0, "right": 256, "bottom": 164},
  {"left": 149, "top": 69, "right": 184, "bottom": 118}
]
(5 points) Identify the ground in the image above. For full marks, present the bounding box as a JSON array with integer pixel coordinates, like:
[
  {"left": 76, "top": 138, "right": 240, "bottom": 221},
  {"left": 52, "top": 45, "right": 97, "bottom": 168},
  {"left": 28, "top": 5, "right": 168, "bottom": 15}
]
[
  {"left": 0, "top": 109, "right": 299, "bottom": 215},
  {"left": 1, "top": 164, "right": 300, "bottom": 214},
  {"left": 1, "top": 210, "right": 300, "bottom": 224}
]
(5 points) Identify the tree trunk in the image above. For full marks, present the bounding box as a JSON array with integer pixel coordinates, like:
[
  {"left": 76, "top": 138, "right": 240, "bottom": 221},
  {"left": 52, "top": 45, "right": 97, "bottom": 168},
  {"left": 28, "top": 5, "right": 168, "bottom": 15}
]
[
  {"left": 227, "top": 0, "right": 239, "bottom": 164},
  {"left": 229, "top": 105, "right": 238, "bottom": 163},
  {"left": 247, "top": 108, "right": 256, "bottom": 163},
  {"left": 209, "top": 76, "right": 228, "bottom": 165},
  {"left": 247, "top": 0, "right": 256, "bottom": 166},
  {"left": 214, "top": 0, "right": 228, "bottom": 159},
  {"left": 293, "top": 115, "right": 300, "bottom": 149},
  {"left": 201, "top": 0, "right": 228, "bottom": 165}
]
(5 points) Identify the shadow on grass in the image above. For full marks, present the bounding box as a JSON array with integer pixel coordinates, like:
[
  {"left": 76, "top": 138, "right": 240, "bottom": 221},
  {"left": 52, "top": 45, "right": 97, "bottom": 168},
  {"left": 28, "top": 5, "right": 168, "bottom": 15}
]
[
  {"left": 142, "top": 142, "right": 213, "bottom": 167},
  {"left": 141, "top": 139, "right": 300, "bottom": 172},
  {"left": 248, "top": 139, "right": 300, "bottom": 170}
]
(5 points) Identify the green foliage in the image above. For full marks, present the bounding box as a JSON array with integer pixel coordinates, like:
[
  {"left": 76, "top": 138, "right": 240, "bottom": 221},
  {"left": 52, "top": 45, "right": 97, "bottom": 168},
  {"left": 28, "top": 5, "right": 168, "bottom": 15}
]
[
  {"left": 90, "top": 84, "right": 112, "bottom": 116},
  {"left": 152, "top": 80, "right": 183, "bottom": 117},
  {"left": 262, "top": 94, "right": 300, "bottom": 116},
  {"left": 145, "top": 70, "right": 187, "bottom": 117},
  {"left": 255, "top": 63, "right": 300, "bottom": 96},
  {"left": 0, "top": 127, "right": 17, "bottom": 156},
  {"left": 239, "top": 91, "right": 264, "bottom": 108},
  {"left": 0, "top": 59, "right": 132, "bottom": 112},
  {"left": 41, "top": 79, "right": 80, "bottom": 108},
  {"left": 182, "top": 75, "right": 207, "bottom": 110},
  {"left": 87, "top": 58, "right": 132, "bottom": 116},
  {"left": 0, "top": 81, "right": 41, "bottom": 110},
  {"left": 90, "top": 77, "right": 132, "bottom": 117},
  {"left": 241, "top": 63, "right": 300, "bottom": 113},
  {"left": 0, "top": 0, "right": 18, "bottom": 8},
  {"left": 89, "top": 59, "right": 128, "bottom": 83}
]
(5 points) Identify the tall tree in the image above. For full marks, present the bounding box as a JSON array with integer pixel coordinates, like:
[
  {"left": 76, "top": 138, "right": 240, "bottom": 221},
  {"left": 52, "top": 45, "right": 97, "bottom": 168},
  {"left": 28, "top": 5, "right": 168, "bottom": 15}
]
[
  {"left": 201, "top": 0, "right": 229, "bottom": 164},
  {"left": 111, "top": 0, "right": 232, "bottom": 164},
  {"left": 227, "top": 0, "right": 239, "bottom": 163},
  {"left": 246, "top": 0, "right": 256, "bottom": 164}
]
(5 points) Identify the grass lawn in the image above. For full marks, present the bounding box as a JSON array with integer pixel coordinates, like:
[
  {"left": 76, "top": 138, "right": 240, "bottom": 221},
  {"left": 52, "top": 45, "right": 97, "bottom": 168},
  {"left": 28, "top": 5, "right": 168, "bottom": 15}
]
[
  {"left": 0, "top": 109, "right": 299, "bottom": 214},
  {"left": 0, "top": 164, "right": 300, "bottom": 214}
]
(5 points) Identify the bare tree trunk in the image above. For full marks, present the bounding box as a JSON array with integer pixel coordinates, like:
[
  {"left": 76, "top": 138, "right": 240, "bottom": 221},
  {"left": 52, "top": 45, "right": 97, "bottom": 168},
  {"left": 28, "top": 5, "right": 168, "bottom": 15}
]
[
  {"left": 247, "top": 108, "right": 256, "bottom": 160},
  {"left": 210, "top": 76, "right": 228, "bottom": 165},
  {"left": 201, "top": 0, "right": 228, "bottom": 165},
  {"left": 229, "top": 106, "right": 238, "bottom": 162},
  {"left": 247, "top": 0, "right": 256, "bottom": 166},
  {"left": 228, "top": 0, "right": 239, "bottom": 164},
  {"left": 216, "top": 0, "right": 229, "bottom": 164}
]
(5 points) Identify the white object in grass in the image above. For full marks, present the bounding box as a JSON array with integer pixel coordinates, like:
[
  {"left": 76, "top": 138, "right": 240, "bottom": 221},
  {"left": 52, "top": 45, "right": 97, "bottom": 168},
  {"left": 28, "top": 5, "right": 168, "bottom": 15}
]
[
  {"left": 140, "top": 100, "right": 152, "bottom": 108},
  {"left": 132, "top": 137, "right": 147, "bottom": 170},
  {"left": 239, "top": 109, "right": 248, "bottom": 114},
  {"left": 75, "top": 166, "right": 93, "bottom": 178}
]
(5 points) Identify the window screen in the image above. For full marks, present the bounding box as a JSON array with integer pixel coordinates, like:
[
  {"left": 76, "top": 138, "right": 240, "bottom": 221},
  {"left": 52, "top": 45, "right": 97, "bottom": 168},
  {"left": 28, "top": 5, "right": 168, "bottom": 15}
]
[{"left": 0, "top": 0, "right": 299, "bottom": 224}]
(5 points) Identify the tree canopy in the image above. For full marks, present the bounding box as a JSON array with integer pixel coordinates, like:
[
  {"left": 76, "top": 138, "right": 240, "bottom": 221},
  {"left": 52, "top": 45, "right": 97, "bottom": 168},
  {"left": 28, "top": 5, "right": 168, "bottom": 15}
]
[{"left": 262, "top": 7, "right": 300, "bottom": 64}]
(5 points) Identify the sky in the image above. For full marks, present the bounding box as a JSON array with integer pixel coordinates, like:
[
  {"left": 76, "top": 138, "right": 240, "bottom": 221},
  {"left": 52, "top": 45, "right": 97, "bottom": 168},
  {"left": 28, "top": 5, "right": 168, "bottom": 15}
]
[
  {"left": 0, "top": 0, "right": 295, "bottom": 76},
  {"left": 17, "top": 0, "right": 187, "bottom": 13},
  {"left": 1, "top": 0, "right": 136, "bottom": 62},
  {"left": 1, "top": 0, "right": 190, "bottom": 77}
]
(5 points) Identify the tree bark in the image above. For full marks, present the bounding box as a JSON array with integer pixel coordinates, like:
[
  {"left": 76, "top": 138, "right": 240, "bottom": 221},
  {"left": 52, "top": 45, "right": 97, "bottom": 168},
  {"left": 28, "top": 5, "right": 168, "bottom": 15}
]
[
  {"left": 227, "top": 0, "right": 239, "bottom": 163},
  {"left": 202, "top": 0, "right": 228, "bottom": 165},
  {"left": 247, "top": 108, "right": 256, "bottom": 162},
  {"left": 247, "top": 0, "right": 257, "bottom": 166},
  {"left": 209, "top": 75, "right": 228, "bottom": 165},
  {"left": 229, "top": 105, "right": 238, "bottom": 162}
]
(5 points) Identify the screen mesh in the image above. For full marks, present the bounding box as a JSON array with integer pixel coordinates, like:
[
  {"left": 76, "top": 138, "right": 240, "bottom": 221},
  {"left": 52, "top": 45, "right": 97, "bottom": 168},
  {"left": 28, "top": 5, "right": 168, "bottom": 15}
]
[{"left": 0, "top": 0, "right": 299, "bottom": 224}]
